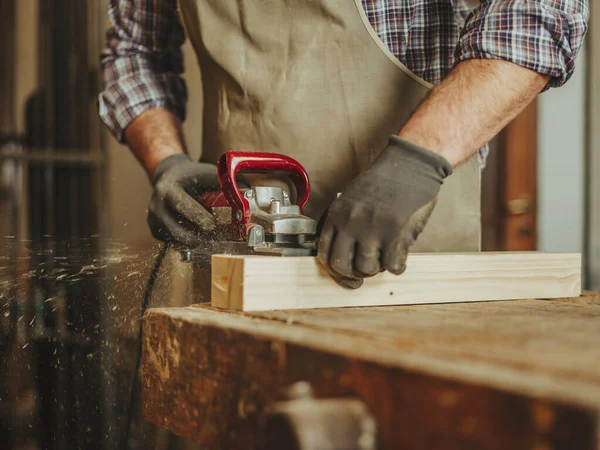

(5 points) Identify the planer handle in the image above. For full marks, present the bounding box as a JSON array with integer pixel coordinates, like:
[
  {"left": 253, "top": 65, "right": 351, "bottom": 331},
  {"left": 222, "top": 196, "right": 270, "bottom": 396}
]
[{"left": 217, "top": 151, "right": 311, "bottom": 224}]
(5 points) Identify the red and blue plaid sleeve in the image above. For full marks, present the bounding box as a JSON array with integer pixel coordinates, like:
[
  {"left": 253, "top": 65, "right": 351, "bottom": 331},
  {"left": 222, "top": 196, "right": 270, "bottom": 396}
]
[
  {"left": 456, "top": 0, "right": 589, "bottom": 89},
  {"left": 99, "top": 0, "right": 187, "bottom": 142}
]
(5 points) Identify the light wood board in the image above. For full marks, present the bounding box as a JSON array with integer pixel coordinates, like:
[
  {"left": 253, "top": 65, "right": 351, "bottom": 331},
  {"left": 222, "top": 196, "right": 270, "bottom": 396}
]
[{"left": 211, "top": 252, "right": 581, "bottom": 311}]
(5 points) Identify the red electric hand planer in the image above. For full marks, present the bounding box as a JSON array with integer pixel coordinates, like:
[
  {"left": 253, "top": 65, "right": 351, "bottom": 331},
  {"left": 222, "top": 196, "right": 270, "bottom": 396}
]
[{"left": 181, "top": 151, "right": 317, "bottom": 264}]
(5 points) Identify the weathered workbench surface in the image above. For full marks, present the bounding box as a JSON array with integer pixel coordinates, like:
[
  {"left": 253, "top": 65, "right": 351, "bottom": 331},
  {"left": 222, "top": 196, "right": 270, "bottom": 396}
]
[{"left": 142, "top": 292, "right": 600, "bottom": 450}]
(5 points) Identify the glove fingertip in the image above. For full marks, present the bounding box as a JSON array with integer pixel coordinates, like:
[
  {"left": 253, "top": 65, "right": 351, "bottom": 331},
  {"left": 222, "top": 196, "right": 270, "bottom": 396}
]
[
  {"left": 169, "top": 193, "right": 217, "bottom": 231},
  {"left": 387, "top": 262, "right": 407, "bottom": 276},
  {"left": 194, "top": 211, "right": 217, "bottom": 229},
  {"left": 384, "top": 248, "right": 408, "bottom": 275},
  {"left": 316, "top": 231, "right": 334, "bottom": 265},
  {"left": 340, "top": 277, "right": 364, "bottom": 290},
  {"left": 316, "top": 248, "right": 329, "bottom": 267}
]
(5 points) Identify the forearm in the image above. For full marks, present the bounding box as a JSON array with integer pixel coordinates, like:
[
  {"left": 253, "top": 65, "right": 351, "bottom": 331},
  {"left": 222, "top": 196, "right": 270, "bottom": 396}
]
[
  {"left": 124, "top": 108, "right": 187, "bottom": 177},
  {"left": 99, "top": 0, "right": 187, "bottom": 148},
  {"left": 399, "top": 59, "right": 549, "bottom": 167}
]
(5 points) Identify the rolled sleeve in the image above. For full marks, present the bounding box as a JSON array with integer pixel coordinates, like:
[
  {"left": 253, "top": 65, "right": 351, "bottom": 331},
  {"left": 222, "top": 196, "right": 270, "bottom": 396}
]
[
  {"left": 455, "top": 0, "right": 589, "bottom": 89},
  {"left": 99, "top": 0, "right": 188, "bottom": 142}
]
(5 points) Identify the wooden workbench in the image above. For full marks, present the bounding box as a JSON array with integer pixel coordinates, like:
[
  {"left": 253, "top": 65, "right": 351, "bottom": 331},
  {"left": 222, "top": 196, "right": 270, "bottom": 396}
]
[{"left": 141, "top": 293, "right": 600, "bottom": 450}]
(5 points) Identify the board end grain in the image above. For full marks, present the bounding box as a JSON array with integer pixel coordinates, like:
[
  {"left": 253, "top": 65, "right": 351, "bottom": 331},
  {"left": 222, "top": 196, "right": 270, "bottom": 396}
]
[{"left": 211, "top": 255, "right": 245, "bottom": 310}]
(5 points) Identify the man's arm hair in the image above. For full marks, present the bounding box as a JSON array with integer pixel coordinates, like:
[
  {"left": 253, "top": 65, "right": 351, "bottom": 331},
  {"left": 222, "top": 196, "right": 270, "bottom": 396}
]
[
  {"left": 99, "top": 0, "right": 188, "bottom": 176},
  {"left": 399, "top": 59, "right": 549, "bottom": 167},
  {"left": 405, "top": 0, "right": 589, "bottom": 166},
  {"left": 124, "top": 108, "right": 187, "bottom": 177}
]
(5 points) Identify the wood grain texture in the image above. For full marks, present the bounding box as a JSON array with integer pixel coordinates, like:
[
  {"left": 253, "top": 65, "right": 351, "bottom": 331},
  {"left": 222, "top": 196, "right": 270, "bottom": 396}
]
[
  {"left": 211, "top": 252, "right": 581, "bottom": 311},
  {"left": 142, "top": 294, "right": 600, "bottom": 450}
]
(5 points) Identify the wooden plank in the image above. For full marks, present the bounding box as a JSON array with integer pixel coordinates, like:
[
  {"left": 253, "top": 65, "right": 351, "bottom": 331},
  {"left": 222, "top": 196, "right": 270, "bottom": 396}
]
[
  {"left": 142, "top": 294, "right": 600, "bottom": 450},
  {"left": 211, "top": 252, "right": 581, "bottom": 311}
]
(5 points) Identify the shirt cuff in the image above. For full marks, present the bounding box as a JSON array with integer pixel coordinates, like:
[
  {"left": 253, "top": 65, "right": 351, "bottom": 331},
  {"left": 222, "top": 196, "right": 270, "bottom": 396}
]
[
  {"left": 455, "top": 1, "right": 589, "bottom": 90},
  {"left": 98, "top": 65, "right": 187, "bottom": 143}
]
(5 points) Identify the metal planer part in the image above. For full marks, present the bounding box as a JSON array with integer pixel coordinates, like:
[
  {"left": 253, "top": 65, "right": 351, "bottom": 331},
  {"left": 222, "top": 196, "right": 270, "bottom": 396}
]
[{"left": 181, "top": 152, "right": 318, "bottom": 266}]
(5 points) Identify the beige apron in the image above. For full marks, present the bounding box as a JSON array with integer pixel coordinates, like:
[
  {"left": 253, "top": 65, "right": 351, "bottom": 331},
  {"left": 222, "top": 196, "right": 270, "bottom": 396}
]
[{"left": 178, "top": 0, "right": 481, "bottom": 254}]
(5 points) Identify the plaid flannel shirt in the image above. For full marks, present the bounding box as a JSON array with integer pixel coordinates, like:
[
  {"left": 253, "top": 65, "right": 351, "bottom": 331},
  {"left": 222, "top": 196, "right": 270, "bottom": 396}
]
[{"left": 99, "top": 0, "right": 589, "bottom": 155}]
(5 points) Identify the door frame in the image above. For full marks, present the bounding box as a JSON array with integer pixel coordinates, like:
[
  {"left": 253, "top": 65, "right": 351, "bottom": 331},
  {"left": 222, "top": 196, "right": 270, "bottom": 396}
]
[{"left": 585, "top": 6, "right": 600, "bottom": 290}]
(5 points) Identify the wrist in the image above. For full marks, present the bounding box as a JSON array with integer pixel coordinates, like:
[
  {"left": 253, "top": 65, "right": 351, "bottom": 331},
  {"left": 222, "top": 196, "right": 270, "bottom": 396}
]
[
  {"left": 397, "top": 128, "right": 461, "bottom": 167},
  {"left": 123, "top": 108, "right": 188, "bottom": 178},
  {"left": 151, "top": 153, "right": 192, "bottom": 185},
  {"left": 387, "top": 135, "right": 453, "bottom": 178},
  {"left": 145, "top": 148, "right": 187, "bottom": 178}
]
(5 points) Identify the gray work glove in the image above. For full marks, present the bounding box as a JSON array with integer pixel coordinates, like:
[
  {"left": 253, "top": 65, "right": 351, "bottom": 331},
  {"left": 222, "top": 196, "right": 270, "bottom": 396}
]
[
  {"left": 147, "top": 154, "right": 221, "bottom": 248},
  {"left": 317, "top": 135, "right": 453, "bottom": 289}
]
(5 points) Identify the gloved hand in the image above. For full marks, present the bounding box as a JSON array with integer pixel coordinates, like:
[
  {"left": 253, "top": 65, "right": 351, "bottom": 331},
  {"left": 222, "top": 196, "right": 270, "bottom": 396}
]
[
  {"left": 147, "top": 154, "right": 221, "bottom": 248},
  {"left": 317, "top": 135, "right": 453, "bottom": 289}
]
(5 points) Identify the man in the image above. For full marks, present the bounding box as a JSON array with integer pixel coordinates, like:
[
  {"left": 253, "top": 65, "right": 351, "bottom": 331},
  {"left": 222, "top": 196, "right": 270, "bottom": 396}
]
[{"left": 100, "top": 0, "right": 588, "bottom": 289}]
